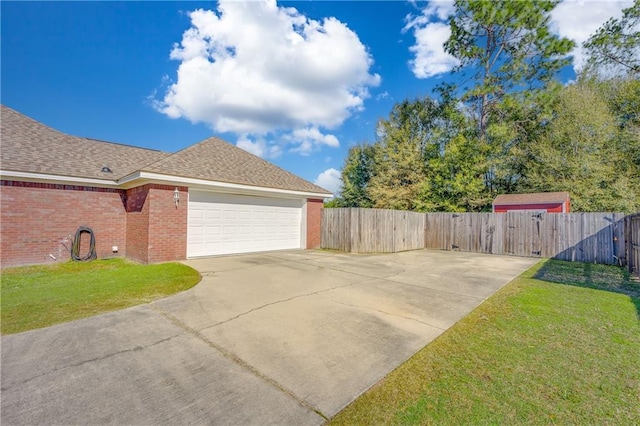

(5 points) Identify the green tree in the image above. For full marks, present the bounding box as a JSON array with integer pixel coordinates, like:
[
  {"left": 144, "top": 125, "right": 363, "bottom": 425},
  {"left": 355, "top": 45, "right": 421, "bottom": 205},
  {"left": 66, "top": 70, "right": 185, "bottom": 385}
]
[
  {"left": 323, "top": 198, "right": 342, "bottom": 208},
  {"left": 444, "top": 0, "right": 574, "bottom": 136},
  {"left": 443, "top": 0, "right": 574, "bottom": 197},
  {"left": 367, "top": 100, "right": 433, "bottom": 210},
  {"left": 488, "top": 83, "right": 563, "bottom": 194},
  {"left": 584, "top": 0, "right": 640, "bottom": 77},
  {"left": 365, "top": 94, "right": 491, "bottom": 212},
  {"left": 522, "top": 80, "right": 639, "bottom": 212},
  {"left": 337, "top": 144, "right": 376, "bottom": 208},
  {"left": 419, "top": 134, "right": 489, "bottom": 212},
  {"left": 601, "top": 77, "right": 640, "bottom": 209}
]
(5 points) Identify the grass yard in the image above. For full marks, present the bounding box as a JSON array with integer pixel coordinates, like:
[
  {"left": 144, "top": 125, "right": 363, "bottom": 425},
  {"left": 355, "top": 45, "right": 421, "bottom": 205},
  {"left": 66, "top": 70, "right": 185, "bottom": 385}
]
[
  {"left": 1, "top": 259, "right": 200, "bottom": 335},
  {"left": 330, "top": 260, "right": 640, "bottom": 425}
]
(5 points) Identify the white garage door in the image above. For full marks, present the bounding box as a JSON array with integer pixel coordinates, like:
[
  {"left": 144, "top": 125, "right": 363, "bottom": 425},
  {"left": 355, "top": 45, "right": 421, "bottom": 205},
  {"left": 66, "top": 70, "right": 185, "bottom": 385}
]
[{"left": 187, "top": 191, "right": 303, "bottom": 257}]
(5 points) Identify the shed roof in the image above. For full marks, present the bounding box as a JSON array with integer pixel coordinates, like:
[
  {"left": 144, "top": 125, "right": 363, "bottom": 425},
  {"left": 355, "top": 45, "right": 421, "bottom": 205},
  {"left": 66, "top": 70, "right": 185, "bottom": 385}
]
[
  {"left": 1, "top": 105, "right": 329, "bottom": 195},
  {"left": 493, "top": 191, "right": 570, "bottom": 206}
]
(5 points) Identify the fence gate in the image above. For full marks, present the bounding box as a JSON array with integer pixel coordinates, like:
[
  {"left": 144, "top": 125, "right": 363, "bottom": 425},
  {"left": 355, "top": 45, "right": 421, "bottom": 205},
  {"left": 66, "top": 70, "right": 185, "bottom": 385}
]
[
  {"left": 451, "top": 213, "right": 462, "bottom": 251},
  {"left": 325, "top": 209, "right": 634, "bottom": 267},
  {"left": 531, "top": 213, "right": 542, "bottom": 257},
  {"left": 628, "top": 213, "right": 640, "bottom": 278}
]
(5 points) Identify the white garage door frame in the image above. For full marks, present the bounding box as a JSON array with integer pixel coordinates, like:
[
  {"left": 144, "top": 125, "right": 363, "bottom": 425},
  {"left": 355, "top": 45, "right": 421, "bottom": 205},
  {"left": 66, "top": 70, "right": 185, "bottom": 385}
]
[{"left": 187, "top": 190, "right": 307, "bottom": 258}]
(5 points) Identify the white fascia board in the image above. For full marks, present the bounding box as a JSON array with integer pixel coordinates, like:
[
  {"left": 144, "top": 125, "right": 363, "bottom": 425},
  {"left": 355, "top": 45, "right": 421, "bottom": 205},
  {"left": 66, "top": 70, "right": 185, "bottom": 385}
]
[
  {"left": 0, "top": 170, "right": 119, "bottom": 188},
  {"left": 0, "top": 169, "right": 332, "bottom": 199},
  {"left": 118, "top": 171, "right": 332, "bottom": 199}
]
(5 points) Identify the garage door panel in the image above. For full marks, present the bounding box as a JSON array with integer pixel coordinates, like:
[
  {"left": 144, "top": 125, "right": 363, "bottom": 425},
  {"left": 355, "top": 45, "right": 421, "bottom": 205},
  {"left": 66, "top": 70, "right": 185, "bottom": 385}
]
[
  {"left": 205, "top": 209, "right": 222, "bottom": 221},
  {"left": 205, "top": 226, "right": 221, "bottom": 237},
  {"left": 187, "top": 191, "right": 302, "bottom": 257},
  {"left": 189, "top": 208, "right": 205, "bottom": 221}
]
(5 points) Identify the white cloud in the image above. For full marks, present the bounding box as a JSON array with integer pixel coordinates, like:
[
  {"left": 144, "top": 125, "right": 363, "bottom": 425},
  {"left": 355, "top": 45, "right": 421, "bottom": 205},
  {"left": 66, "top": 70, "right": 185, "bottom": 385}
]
[
  {"left": 404, "top": 1, "right": 459, "bottom": 79},
  {"left": 426, "top": 1, "right": 456, "bottom": 21},
  {"left": 551, "top": 0, "right": 633, "bottom": 71},
  {"left": 408, "top": 22, "right": 460, "bottom": 78},
  {"left": 286, "top": 126, "right": 339, "bottom": 155},
  {"left": 376, "top": 91, "right": 390, "bottom": 100},
  {"left": 155, "top": 0, "right": 380, "bottom": 156},
  {"left": 314, "top": 168, "right": 342, "bottom": 194},
  {"left": 236, "top": 135, "right": 282, "bottom": 159},
  {"left": 405, "top": 0, "right": 632, "bottom": 78},
  {"left": 236, "top": 127, "right": 338, "bottom": 158}
]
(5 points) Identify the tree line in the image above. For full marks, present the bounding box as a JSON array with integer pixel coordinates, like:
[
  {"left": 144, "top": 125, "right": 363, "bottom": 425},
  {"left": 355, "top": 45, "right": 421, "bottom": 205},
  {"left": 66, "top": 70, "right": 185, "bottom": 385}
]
[{"left": 329, "top": 0, "right": 639, "bottom": 213}]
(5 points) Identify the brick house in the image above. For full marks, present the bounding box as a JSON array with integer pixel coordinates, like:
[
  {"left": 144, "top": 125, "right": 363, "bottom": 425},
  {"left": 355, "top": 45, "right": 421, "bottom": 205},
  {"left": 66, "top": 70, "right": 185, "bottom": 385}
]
[
  {"left": 0, "top": 106, "right": 332, "bottom": 267},
  {"left": 492, "top": 192, "right": 571, "bottom": 213}
]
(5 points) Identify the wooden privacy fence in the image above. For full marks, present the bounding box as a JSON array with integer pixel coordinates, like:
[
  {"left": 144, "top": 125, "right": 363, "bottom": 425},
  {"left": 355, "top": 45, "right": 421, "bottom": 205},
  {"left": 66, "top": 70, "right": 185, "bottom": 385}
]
[
  {"left": 322, "top": 209, "right": 636, "bottom": 268},
  {"left": 424, "top": 212, "right": 627, "bottom": 265},
  {"left": 627, "top": 213, "right": 640, "bottom": 277},
  {"left": 322, "top": 208, "right": 425, "bottom": 253}
]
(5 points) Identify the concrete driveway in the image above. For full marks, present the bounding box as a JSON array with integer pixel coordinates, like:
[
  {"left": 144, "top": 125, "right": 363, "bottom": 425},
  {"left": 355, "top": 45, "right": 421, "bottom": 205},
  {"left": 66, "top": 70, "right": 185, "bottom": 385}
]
[{"left": 1, "top": 250, "right": 537, "bottom": 425}]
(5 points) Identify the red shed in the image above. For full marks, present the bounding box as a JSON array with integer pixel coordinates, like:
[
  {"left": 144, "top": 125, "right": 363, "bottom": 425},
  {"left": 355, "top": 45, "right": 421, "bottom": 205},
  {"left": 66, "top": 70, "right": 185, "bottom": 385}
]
[{"left": 493, "top": 191, "right": 570, "bottom": 213}]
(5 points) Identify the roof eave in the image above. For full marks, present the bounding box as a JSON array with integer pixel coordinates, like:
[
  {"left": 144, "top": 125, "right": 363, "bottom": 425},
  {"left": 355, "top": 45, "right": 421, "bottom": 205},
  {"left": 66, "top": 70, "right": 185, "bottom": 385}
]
[
  {"left": 493, "top": 200, "right": 566, "bottom": 206},
  {"left": 0, "top": 170, "right": 120, "bottom": 188},
  {"left": 0, "top": 169, "right": 333, "bottom": 198},
  {"left": 119, "top": 171, "right": 333, "bottom": 199}
]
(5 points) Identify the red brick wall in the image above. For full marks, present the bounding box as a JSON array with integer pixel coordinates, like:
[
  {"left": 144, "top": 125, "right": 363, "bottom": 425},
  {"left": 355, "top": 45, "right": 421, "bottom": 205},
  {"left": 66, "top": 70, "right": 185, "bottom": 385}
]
[
  {"left": 1, "top": 181, "right": 126, "bottom": 267},
  {"left": 147, "top": 185, "right": 187, "bottom": 263},
  {"left": 125, "top": 185, "right": 150, "bottom": 263},
  {"left": 1, "top": 179, "right": 306, "bottom": 266},
  {"left": 0, "top": 181, "right": 188, "bottom": 267},
  {"left": 124, "top": 184, "right": 188, "bottom": 263},
  {"left": 306, "top": 198, "right": 323, "bottom": 249}
]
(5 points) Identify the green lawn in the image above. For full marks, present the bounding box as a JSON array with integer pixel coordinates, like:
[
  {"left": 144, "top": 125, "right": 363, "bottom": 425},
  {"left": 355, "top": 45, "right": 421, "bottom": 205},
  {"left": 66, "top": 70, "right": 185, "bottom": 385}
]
[
  {"left": 330, "top": 260, "right": 640, "bottom": 425},
  {"left": 1, "top": 259, "right": 201, "bottom": 335}
]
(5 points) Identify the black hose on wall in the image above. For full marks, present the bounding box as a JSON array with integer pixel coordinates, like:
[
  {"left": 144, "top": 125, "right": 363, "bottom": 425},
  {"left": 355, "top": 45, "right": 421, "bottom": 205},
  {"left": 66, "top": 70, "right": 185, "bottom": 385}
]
[{"left": 72, "top": 226, "right": 97, "bottom": 261}]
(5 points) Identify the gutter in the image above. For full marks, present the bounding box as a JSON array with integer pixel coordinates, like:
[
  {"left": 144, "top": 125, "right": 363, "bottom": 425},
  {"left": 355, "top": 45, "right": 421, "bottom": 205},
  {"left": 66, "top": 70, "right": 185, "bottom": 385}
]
[{"left": 1, "top": 170, "right": 332, "bottom": 199}]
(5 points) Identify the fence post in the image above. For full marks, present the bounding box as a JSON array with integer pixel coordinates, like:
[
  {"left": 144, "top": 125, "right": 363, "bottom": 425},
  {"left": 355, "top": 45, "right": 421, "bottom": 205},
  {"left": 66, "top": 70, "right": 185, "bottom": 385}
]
[
  {"left": 627, "top": 214, "right": 640, "bottom": 278},
  {"left": 626, "top": 214, "right": 630, "bottom": 272}
]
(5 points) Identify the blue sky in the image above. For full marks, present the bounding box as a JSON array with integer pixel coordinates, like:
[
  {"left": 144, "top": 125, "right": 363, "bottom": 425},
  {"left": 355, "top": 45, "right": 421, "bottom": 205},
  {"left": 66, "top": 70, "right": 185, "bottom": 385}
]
[{"left": 1, "top": 0, "right": 632, "bottom": 194}]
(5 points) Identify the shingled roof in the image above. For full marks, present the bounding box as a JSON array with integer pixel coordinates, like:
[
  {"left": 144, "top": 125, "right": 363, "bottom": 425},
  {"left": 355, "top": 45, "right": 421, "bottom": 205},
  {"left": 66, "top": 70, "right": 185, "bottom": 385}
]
[
  {"left": 1, "top": 105, "right": 168, "bottom": 180},
  {"left": 1, "top": 105, "right": 330, "bottom": 194},
  {"left": 142, "top": 137, "right": 328, "bottom": 193},
  {"left": 493, "top": 192, "right": 570, "bottom": 205}
]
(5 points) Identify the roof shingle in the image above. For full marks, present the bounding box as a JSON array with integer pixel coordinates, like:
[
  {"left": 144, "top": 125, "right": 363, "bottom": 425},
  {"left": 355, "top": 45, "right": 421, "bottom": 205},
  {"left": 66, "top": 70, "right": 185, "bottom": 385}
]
[
  {"left": 1, "top": 105, "right": 169, "bottom": 180},
  {"left": 143, "top": 137, "right": 329, "bottom": 193},
  {"left": 493, "top": 191, "right": 570, "bottom": 205},
  {"left": 1, "top": 105, "right": 330, "bottom": 194}
]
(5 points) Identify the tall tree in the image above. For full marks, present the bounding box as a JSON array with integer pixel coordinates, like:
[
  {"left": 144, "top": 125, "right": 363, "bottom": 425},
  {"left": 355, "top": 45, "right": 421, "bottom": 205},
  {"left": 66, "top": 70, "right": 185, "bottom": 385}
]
[
  {"left": 367, "top": 100, "right": 433, "bottom": 210},
  {"left": 601, "top": 76, "right": 640, "bottom": 209},
  {"left": 487, "top": 82, "right": 563, "bottom": 193},
  {"left": 338, "top": 144, "right": 376, "bottom": 208},
  {"left": 366, "top": 94, "right": 490, "bottom": 212},
  {"left": 444, "top": 0, "right": 574, "bottom": 137},
  {"left": 583, "top": 0, "right": 640, "bottom": 77},
  {"left": 419, "top": 133, "right": 489, "bottom": 212},
  {"left": 522, "top": 80, "right": 639, "bottom": 212},
  {"left": 443, "top": 0, "right": 574, "bottom": 197}
]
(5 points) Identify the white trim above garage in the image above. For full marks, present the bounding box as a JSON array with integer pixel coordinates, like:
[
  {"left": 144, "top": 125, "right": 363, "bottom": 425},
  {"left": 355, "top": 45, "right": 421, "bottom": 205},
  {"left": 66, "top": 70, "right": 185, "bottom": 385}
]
[
  {"left": 0, "top": 170, "right": 332, "bottom": 199},
  {"left": 187, "top": 190, "right": 304, "bottom": 258},
  {"left": 118, "top": 171, "right": 332, "bottom": 199}
]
